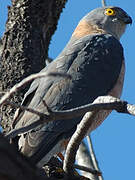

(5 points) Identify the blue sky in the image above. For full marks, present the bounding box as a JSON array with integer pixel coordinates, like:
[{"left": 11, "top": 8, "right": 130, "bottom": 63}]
[{"left": 0, "top": 1, "right": 135, "bottom": 180}]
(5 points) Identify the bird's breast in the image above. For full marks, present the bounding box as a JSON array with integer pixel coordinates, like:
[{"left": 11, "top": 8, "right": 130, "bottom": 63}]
[
  {"left": 87, "top": 60, "right": 125, "bottom": 132},
  {"left": 109, "top": 60, "right": 125, "bottom": 97}
]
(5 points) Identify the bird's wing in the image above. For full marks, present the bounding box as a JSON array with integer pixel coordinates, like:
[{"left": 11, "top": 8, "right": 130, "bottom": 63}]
[
  {"left": 13, "top": 34, "right": 124, "bottom": 164},
  {"left": 12, "top": 67, "right": 48, "bottom": 126}
]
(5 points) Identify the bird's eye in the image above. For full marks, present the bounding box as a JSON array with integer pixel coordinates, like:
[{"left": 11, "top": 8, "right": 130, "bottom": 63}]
[{"left": 105, "top": 8, "right": 116, "bottom": 16}]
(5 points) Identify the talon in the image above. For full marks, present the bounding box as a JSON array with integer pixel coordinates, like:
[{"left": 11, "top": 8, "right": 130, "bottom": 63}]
[{"left": 57, "top": 152, "right": 64, "bottom": 161}]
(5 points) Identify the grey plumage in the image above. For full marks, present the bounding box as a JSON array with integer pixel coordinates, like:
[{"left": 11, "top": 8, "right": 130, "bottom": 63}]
[{"left": 12, "top": 6, "right": 132, "bottom": 167}]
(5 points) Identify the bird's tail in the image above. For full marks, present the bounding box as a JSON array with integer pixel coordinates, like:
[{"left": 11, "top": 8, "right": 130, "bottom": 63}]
[{"left": 23, "top": 131, "right": 64, "bottom": 167}]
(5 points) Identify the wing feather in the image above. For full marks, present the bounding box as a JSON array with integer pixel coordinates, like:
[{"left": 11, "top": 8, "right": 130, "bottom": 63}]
[{"left": 13, "top": 34, "right": 124, "bottom": 163}]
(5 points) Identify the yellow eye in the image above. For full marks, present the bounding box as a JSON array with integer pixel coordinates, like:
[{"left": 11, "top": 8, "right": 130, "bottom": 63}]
[{"left": 105, "top": 8, "right": 116, "bottom": 16}]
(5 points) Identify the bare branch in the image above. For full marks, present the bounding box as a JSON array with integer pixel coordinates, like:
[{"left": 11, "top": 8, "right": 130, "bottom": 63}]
[
  {"left": 5, "top": 101, "right": 46, "bottom": 117},
  {"left": 87, "top": 135, "right": 103, "bottom": 180},
  {"left": 76, "top": 141, "right": 95, "bottom": 179},
  {"left": 63, "top": 110, "right": 98, "bottom": 175},
  {"left": 4, "top": 95, "right": 135, "bottom": 177},
  {"left": 87, "top": 136, "right": 98, "bottom": 171},
  {"left": 76, "top": 138, "right": 103, "bottom": 179},
  {"left": 74, "top": 164, "right": 101, "bottom": 176},
  {"left": 102, "top": 0, "right": 107, "bottom": 7},
  {"left": 42, "top": 99, "right": 53, "bottom": 113},
  {"left": 62, "top": 96, "right": 132, "bottom": 175},
  {"left": 5, "top": 96, "right": 135, "bottom": 139},
  {"left": 0, "top": 72, "right": 71, "bottom": 107}
]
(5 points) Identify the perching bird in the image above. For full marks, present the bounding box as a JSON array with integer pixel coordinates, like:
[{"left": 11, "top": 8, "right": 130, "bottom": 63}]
[{"left": 12, "top": 6, "right": 132, "bottom": 167}]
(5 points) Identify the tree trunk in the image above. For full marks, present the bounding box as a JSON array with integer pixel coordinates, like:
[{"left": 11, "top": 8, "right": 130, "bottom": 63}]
[
  {"left": 0, "top": 133, "right": 81, "bottom": 180},
  {"left": 0, "top": 133, "right": 47, "bottom": 180},
  {"left": 0, "top": 1, "right": 101, "bottom": 179},
  {"left": 0, "top": 0, "right": 67, "bottom": 133}
]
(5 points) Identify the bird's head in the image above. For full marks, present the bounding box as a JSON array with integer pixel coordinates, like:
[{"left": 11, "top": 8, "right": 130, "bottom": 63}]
[
  {"left": 83, "top": 6, "right": 132, "bottom": 39},
  {"left": 72, "top": 6, "right": 132, "bottom": 40}
]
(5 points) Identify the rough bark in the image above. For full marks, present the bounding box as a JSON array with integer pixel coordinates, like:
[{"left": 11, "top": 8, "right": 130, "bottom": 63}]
[
  {"left": 0, "top": 1, "right": 101, "bottom": 179},
  {"left": 0, "top": 133, "right": 47, "bottom": 180},
  {"left": 0, "top": 0, "right": 67, "bottom": 132},
  {"left": 0, "top": 133, "right": 83, "bottom": 180}
]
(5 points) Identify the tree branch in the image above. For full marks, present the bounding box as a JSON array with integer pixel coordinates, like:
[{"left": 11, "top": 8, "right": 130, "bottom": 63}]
[
  {"left": 102, "top": 0, "right": 107, "bottom": 7},
  {"left": 74, "top": 164, "right": 101, "bottom": 176},
  {"left": 62, "top": 96, "right": 132, "bottom": 176},
  {"left": 0, "top": 72, "right": 71, "bottom": 107},
  {"left": 87, "top": 135, "right": 103, "bottom": 180},
  {"left": 76, "top": 140, "right": 102, "bottom": 179},
  {"left": 0, "top": 0, "right": 68, "bottom": 90},
  {"left": 0, "top": 0, "right": 68, "bottom": 133},
  {"left": 5, "top": 95, "right": 135, "bottom": 140}
]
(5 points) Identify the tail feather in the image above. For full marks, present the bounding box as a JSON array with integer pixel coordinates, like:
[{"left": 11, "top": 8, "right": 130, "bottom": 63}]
[{"left": 23, "top": 131, "right": 63, "bottom": 166}]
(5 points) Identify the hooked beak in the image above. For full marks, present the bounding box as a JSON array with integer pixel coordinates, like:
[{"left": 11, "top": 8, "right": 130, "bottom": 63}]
[{"left": 123, "top": 15, "right": 132, "bottom": 24}]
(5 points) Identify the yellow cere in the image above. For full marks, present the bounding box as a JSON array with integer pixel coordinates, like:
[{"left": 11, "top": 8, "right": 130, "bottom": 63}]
[{"left": 105, "top": 8, "right": 116, "bottom": 16}]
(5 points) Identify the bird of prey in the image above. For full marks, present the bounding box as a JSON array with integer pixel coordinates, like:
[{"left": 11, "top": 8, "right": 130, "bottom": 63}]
[{"left": 12, "top": 6, "right": 132, "bottom": 167}]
